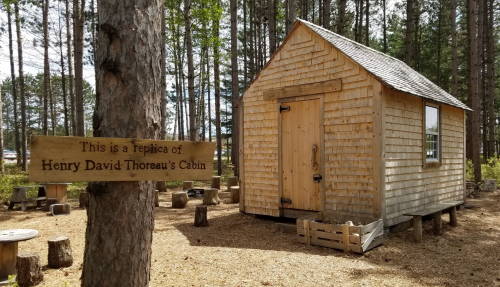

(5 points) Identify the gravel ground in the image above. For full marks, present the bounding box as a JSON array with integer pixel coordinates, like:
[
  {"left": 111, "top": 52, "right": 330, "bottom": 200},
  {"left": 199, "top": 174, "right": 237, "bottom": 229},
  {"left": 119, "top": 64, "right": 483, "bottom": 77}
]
[{"left": 1, "top": 188, "right": 499, "bottom": 287}]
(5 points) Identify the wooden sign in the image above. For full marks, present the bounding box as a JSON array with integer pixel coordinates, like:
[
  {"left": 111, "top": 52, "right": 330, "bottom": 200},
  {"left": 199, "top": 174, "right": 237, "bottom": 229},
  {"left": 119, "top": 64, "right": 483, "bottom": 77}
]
[{"left": 29, "top": 136, "right": 216, "bottom": 182}]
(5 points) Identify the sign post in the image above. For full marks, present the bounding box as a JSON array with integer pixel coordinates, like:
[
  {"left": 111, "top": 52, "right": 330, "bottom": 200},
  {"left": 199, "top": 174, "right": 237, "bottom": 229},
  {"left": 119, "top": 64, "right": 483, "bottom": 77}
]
[{"left": 29, "top": 136, "right": 216, "bottom": 182}]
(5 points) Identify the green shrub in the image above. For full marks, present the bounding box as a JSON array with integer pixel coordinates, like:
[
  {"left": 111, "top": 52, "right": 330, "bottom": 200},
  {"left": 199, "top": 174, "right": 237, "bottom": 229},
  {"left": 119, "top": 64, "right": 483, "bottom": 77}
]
[{"left": 466, "top": 156, "right": 500, "bottom": 182}]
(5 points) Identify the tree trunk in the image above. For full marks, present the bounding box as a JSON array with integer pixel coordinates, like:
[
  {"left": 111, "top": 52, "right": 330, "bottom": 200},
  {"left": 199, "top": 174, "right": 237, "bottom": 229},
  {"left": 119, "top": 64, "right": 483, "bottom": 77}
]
[
  {"left": 207, "top": 49, "right": 211, "bottom": 141},
  {"left": 66, "top": 0, "right": 76, "bottom": 136},
  {"left": 185, "top": 0, "right": 197, "bottom": 141},
  {"left": 43, "top": 0, "right": 50, "bottom": 136},
  {"left": 478, "top": 0, "right": 487, "bottom": 159},
  {"left": 487, "top": 0, "right": 495, "bottom": 157},
  {"left": 213, "top": 2, "right": 222, "bottom": 176},
  {"left": 323, "top": 0, "right": 330, "bottom": 29},
  {"left": 7, "top": 6, "right": 21, "bottom": 167},
  {"left": 73, "top": 0, "right": 85, "bottom": 137},
  {"left": 15, "top": 2, "right": 27, "bottom": 171},
  {"left": 468, "top": 0, "right": 481, "bottom": 183},
  {"left": 58, "top": 1, "right": 69, "bottom": 136},
  {"left": 0, "top": 84, "right": 3, "bottom": 174},
  {"left": 172, "top": 192, "right": 188, "bottom": 208},
  {"left": 81, "top": 1, "right": 163, "bottom": 285},
  {"left": 365, "top": 0, "right": 369, "bottom": 46},
  {"left": 16, "top": 253, "right": 43, "bottom": 287},
  {"left": 451, "top": 0, "right": 457, "bottom": 97},
  {"left": 436, "top": 1, "right": 442, "bottom": 86},
  {"left": 337, "top": 0, "right": 346, "bottom": 35},
  {"left": 405, "top": 0, "right": 413, "bottom": 66},
  {"left": 203, "top": 188, "right": 220, "bottom": 205},
  {"left": 268, "top": 0, "right": 276, "bottom": 55},
  {"left": 287, "top": 0, "right": 296, "bottom": 34},
  {"left": 231, "top": 0, "right": 240, "bottom": 176},
  {"left": 382, "top": 0, "right": 386, "bottom": 53},
  {"left": 194, "top": 205, "right": 208, "bottom": 227},
  {"left": 243, "top": 0, "right": 248, "bottom": 90},
  {"left": 358, "top": 0, "right": 364, "bottom": 42}
]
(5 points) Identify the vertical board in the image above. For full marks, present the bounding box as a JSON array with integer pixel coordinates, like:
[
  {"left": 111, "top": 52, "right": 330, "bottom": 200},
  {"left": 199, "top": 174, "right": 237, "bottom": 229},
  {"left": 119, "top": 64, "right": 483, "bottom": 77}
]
[{"left": 281, "top": 99, "right": 321, "bottom": 211}]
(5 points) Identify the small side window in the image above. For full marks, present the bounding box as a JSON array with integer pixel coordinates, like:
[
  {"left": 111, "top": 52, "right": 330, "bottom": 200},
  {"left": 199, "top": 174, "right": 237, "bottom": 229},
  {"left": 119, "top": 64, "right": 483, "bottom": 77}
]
[{"left": 425, "top": 104, "right": 440, "bottom": 163}]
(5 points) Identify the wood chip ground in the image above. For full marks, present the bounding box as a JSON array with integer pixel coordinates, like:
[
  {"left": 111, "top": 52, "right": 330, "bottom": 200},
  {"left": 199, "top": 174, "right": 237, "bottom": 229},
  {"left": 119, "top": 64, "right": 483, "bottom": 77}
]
[{"left": 1, "top": 188, "right": 499, "bottom": 286}]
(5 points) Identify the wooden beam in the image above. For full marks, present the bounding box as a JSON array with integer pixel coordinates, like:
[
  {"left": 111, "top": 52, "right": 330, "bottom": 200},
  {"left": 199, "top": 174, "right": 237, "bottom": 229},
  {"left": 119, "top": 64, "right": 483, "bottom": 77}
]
[{"left": 262, "top": 79, "right": 342, "bottom": 100}]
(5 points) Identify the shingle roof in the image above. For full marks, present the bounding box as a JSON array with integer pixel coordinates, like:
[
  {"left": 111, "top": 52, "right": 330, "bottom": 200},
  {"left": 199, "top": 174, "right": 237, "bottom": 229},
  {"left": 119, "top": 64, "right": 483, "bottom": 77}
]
[{"left": 299, "top": 19, "right": 471, "bottom": 111}]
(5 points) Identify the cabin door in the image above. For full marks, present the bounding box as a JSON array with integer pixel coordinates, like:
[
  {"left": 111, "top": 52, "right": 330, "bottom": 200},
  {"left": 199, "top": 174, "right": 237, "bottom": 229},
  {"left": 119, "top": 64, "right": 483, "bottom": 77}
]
[{"left": 281, "top": 99, "right": 322, "bottom": 211}]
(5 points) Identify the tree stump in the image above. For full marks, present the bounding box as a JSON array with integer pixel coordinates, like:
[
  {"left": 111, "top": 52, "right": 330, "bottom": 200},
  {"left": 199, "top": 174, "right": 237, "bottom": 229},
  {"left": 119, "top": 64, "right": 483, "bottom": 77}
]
[
  {"left": 155, "top": 190, "right": 159, "bottom": 207},
  {"left": 227, "top": 176, "right": 238, "bottom": 191},
  {"left": 203, "top": 188, "right": 219, "bottom": 205},
  {"left": 156, "top": 181, "right": 167, "bottom": 192},
  {"left": 182, "top": 181, "right": 194, "bottom": 190},
  {"left": 47, "top": 236, "right": 73, "bottom": 268},
  {"left": 43, "top": 198, "right": 59, "bottom": 212},
  {"left": 172, "top": 192, "right": 188, "bottom": 208},
  {"left": 79, "top": 192, "right": 89, "bottom": 209},
  {"left": 483, "top": 179, "right": 497, "bottom": 192},
  {"left": 211, "top": 176, "right": 221, "bottom": 189},
  {"left": 16, "top": 252, "right": 43, "bottom": 287},
  {"left": 194, "top": 205, "right": 208, "bottom": 227},
  {"left": 230, "top": 186, "right": 240, "bottom": 203}
]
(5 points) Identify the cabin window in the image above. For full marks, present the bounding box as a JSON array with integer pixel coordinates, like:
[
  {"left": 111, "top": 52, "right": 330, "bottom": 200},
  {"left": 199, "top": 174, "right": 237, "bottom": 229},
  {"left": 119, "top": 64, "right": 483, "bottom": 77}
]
[{"left": 425, "top": 104, "right": 440, "bottom": 162}]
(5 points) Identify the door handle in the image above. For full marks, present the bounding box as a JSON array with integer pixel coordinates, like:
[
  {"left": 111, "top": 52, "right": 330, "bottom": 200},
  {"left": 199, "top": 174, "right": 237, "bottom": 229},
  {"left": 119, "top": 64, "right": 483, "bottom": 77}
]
[{"left": 312, "top": 144, "right": 318, "bottom": 171}]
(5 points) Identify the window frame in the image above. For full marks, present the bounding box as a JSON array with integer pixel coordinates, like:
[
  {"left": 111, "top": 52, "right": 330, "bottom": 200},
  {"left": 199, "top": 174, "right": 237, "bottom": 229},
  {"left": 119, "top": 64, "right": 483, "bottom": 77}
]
[{"left": 423, "top": 101, "right": 442, "bottom": 168}]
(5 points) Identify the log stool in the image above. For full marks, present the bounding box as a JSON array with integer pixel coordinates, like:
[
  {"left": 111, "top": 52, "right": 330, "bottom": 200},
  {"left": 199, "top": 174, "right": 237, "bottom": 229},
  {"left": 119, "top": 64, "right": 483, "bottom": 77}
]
[
  {"left": 211, "top": 176, "right": 221, "bottom": 189},
  {"left": 226, "top": 176, "right": 238, "bottom": 192},
  {"left": 172, "top": 192, "right": 188, "bottom": 208},
  {"left": 155, "top": 190, "right": 159, "bottom": 207},
  {"left": 182, "top": 181, "right": 194, "bottom": 190},
  {"left": 203, "top": 188, "right": 219, "bottom": 205},
  {"left": 43, "top": 198, "right": 59, "bottom": 212},
  {"left": 230, "top": 186, "right": 240, "bottom": 204},
  {"left": 16, "top": 252, "right": 43, "bottom": 287},
  {"left": 194, "top": 205, "right": 208, "bottom": 227},
  {"left": 79, "top": 192, "right": 89, "bottom": 209},
  {"left": 47, "top": 236, "right": 73, "bottom": 268},
  {"left": 156, "top": 181, "right": 167, "bottom": 192}
]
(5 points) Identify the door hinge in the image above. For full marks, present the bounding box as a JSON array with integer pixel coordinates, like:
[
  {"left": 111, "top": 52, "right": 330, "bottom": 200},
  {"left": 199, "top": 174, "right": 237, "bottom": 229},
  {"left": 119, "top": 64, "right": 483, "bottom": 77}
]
[
  {"left": 281, "top": 197, "right": 292, "bottom": 205},
  {"left": 280, "top": 105, "right": 290, "bottom": 113}
]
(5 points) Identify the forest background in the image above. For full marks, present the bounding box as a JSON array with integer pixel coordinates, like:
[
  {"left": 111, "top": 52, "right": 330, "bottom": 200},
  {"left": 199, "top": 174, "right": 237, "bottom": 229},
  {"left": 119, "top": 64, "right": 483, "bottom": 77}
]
[{"left": 0, "top": 0, "right": 497, "bottom": 181}]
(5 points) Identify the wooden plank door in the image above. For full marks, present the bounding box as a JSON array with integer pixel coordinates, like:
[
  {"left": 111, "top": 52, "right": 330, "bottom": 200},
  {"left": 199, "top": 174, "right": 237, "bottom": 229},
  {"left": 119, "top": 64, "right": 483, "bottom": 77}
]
[{"left": 281, "top": 99, "right": 322, "bottom": 211}]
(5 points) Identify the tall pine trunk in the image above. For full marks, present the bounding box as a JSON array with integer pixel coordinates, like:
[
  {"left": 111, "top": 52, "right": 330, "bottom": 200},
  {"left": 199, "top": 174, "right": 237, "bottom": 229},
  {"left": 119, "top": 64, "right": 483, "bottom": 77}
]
[
  {"left": 73, "top": 0, "right": 85, "bottom": 136},
  {"left": 268, "top": 0, "right": 276, "bottom": 55},
  {"left": 213, "top": 1, "right": 222, "bottom": 175},
  {"left": 185, "top": 0, "right": 197, "bottom": 141},
  {"left": 231, "top": 0, "right": 239, "bottom": 176},
  {"left": 365, "top": 0, "right": 369, "bottom": 46},
  {"left": 58, "top": 0, "right": 69, "bottom": 136},
  {"left": 451, "top": 0, "right": 457, "bottom": 98},
  {"left": 405, "top": 0, "right": 413, "bottom": 66},
  {"left": 337, "top": 0, "right": 346, "bottom": 35},
  {"left": 287, "top": 0, "right": 296, "bottom": 34},
  {"left": 82, "top": 1, "right": 163, "bottom": 285},
  {"left": 15, "top": 2, "right": 27, "bottom": 171},
  {"left": 323, "top": 0, "right": 330, "bottom": 29},
  {"left": 7, "top": 6, "right": 20, "bottom": 167},
  {"left": 66, "top": 0, "right": 76, "bottom": 136},
  {"left": 0, "top": 84, "right": 4, "bottom": 174},
  {"left": 382, "top": 0, "right": 386, "bottom": 53},
  {"left": 468, "top": 0, "right": 481, "bottom": 183},
  {"left": 43, "top": 0, "right": 50, "bottom": 135},
  {"left": 487, "top": 0, "right": 495, "bottom": 157}
]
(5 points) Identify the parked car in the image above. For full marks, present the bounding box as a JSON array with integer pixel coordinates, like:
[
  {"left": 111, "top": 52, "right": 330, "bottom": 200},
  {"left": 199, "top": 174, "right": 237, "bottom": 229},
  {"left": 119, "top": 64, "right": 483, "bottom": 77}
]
[{"left": 3, "top": 150, "right": 17, "bottom": 160}]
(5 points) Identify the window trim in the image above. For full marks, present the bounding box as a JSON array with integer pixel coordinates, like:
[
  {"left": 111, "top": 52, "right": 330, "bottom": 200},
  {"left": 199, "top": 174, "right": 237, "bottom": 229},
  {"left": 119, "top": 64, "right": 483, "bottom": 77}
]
[{"left": 423, "top": 101, "right": 442, "bottom": 168}]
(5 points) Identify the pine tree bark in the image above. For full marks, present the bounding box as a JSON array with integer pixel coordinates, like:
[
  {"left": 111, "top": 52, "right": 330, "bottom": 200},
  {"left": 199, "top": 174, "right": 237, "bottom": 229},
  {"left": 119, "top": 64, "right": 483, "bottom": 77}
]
[
  {"left": 43, "top": 0, "right": 50, "bottom": 136},
  {"left": 487, "top": 0, "right": 495, "bottom": 157},
  {"left": 0, "top": 84, "right": 3, "bottom": 174},
  {"left": 81, "top": 0, "right": 163, "bottom": 285},
  {"left": 287, "top": 0, "right": 296, "bottom": 34},
  {"left": 323, "top": 0, "right": 330, "bottom": 29},
  {"left": 58, "top": 1, "right": 70, "bottom": 136},
  {"left": 231, "top": 0, "right": 240, "bottom": 176},
  {"left": 66, "top": 0, "right": 76, "bottom": 136},
  {"left": 405, "top": 0, "right": 413, "bottom": 66},
  {"left": 7, "top": 6, "right": 21, "bottom": 167},
  {"left": 73, "top": 0, "right": 85, "bottom": 136},
  {"left": 468, "top": 0, "right": 481, "bottom": 183},
  {"left": 185, "top": 0, "right": 197, "bottom": 141},
  {"left": 451, "top": 0, "right": 458, "bottom": 98},
  {"left": 365, "top": 0, "right": 369, "bottom": 46},
  {"left": 243, "top": 0, "right": 248, "bottom": 89},
  {"left": 213, "top": 1, "right": 222, "bottom": 176},
  {"left": 14, "top": 2, "right": 27, "bottom": 171},
  {"left": 478, "top": 0, "right": 487, "bottom": 159},
  {"left": 268, "top": 0, "right": 276, "bottom": 55},
  {"left": 337, "top": 0, "right": 346, "bottom": 35},
  {"left": 436, "top": 1, "right": 442, "bottom": 86}
]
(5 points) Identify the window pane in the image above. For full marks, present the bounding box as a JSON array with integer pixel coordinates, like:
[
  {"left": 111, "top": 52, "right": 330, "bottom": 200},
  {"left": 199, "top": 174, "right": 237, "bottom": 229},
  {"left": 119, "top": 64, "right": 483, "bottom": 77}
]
[{"left": 426, "top": 106, "right": 438, "bottom": 134}]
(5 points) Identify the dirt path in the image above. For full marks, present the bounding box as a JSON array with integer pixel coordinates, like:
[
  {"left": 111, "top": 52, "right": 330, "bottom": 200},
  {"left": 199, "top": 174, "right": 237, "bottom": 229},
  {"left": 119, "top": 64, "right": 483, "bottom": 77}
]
[{"left": 1, "top": 190, "right": 499, "bottom": 286}]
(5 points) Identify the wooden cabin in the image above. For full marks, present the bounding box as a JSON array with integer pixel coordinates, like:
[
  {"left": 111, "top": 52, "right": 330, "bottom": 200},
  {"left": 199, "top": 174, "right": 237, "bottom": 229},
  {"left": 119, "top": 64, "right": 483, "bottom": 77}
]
[{"left": 238, "top": 19, "right": 470, "bottom": 227}]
